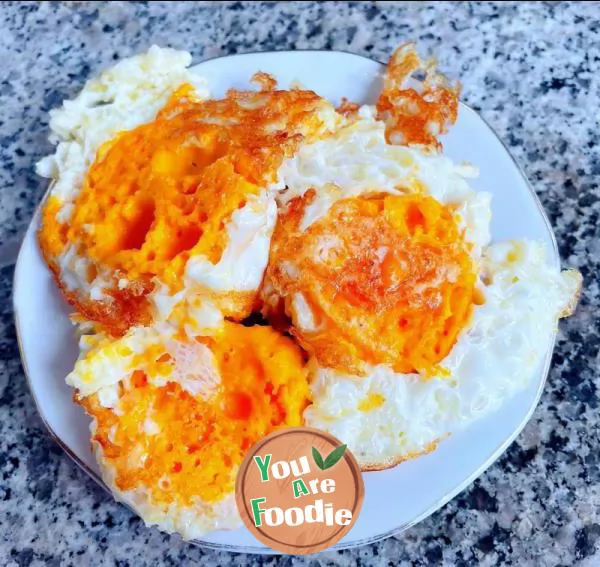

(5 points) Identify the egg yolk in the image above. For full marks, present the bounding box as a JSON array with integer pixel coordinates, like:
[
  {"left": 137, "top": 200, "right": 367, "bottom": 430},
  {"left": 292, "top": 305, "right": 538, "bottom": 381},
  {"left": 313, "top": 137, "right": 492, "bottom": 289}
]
[
  {"left": 79, "top": 323, "right": 310, "bottom": 506},
  {"left": 266, "top": 192, "right": 477, "bottom": 375},
  {"left": 39, "top": 83, "right": 330, "bottom": 334}
]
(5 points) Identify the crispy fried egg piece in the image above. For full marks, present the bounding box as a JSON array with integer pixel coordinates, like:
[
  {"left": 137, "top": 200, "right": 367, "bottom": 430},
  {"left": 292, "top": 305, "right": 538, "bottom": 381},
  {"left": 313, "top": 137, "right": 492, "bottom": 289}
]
[
  {"left": 68, "top": 322, "right": 310, "bottom": 539},
  {"left": 38, "top": 47, "right": 339, "bottom": 336},
  {"left": 376, "top": 42, "right": 460, "bottom": 151},
  {"left": 264, "top": 192, "right": 478, "bottom": 375},
  {"left": 305, "top": 241, "right": 581, "bottom": 469}
]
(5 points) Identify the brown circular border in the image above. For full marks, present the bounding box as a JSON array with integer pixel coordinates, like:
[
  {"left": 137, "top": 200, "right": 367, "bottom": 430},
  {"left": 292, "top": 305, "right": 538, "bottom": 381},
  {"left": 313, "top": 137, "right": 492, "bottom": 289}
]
[{"left": 235, "top": 427, "right": 364, "bottom": 554}]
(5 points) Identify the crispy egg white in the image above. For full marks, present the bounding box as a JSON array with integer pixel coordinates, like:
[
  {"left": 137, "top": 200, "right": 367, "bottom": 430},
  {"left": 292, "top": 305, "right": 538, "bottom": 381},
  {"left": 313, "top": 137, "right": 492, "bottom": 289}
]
[
  {"left": 304, "top": 241, "right": 581, "bottom": 468},
  {"left": 97, "top": 461, "right": 240, "bottom": 540},
  {"left": 68, "top": 323, "right": 310, "bottom": 539},
  {"left": 272, "top": 106, "right": 491, "bottom": 255}
]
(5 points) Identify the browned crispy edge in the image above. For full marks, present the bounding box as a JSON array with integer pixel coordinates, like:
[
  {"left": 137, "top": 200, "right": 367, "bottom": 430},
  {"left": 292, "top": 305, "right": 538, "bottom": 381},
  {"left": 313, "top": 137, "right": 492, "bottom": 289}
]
[{"left": 358, "top": 439, "right": 443, "bottom": 472}]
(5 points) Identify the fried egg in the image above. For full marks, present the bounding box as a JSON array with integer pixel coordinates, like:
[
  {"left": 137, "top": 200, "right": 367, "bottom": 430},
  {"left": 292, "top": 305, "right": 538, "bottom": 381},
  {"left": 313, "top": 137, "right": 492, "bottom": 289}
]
[
  {"left": 68, "top": 322, "right": 310, "bottom": 539},
  {"left": 304, "top": 241, "right": 581, "bottom": 469},
  {"left": 264, "top": 100, "right": 491, "bottom": 375},
  {"left": 38, "top": 47, "right": 339, "bottom": 336}
]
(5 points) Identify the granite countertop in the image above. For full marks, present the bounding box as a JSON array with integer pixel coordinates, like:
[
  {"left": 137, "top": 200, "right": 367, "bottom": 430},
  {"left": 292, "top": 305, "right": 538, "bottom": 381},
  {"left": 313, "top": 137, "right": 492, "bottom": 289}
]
[{"left": 1, "top": 1, "right": 599, "bottom": 565}]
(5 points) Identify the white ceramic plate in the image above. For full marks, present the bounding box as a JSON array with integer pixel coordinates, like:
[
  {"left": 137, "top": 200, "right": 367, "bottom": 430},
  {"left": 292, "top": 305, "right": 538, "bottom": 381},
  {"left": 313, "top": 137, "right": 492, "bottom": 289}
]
[{"left": 14, "top": 50, "right": 559, "bottom": 553}]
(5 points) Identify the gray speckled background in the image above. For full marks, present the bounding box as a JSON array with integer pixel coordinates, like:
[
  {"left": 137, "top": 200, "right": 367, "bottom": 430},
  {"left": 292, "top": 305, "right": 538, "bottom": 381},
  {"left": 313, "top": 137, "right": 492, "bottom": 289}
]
[{"left": 1, "top": 1, "right": 599, "bottom": 565}]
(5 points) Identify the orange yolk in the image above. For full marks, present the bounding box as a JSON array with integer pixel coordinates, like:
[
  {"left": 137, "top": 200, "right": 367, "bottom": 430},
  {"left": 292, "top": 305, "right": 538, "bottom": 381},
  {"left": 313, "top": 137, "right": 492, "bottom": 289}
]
[
  {"left": 266, "top": 193, "right": 477, "bottom": 375},
  {"left": 79, "top": 323, "right": 309, "bottom": 506}
]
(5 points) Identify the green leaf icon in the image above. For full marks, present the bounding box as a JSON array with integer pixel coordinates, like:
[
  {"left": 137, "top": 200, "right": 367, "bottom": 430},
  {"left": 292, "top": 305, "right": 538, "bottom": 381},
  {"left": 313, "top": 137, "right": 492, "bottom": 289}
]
[
  {"left": 312, "top": 444, "right": 347, "bottom": 470},
  {"left": 312, "top": 447, "right": 325, "bottom": 470},
  {"left": 323, "top": 444, "right": 347, "bottom": 469}
]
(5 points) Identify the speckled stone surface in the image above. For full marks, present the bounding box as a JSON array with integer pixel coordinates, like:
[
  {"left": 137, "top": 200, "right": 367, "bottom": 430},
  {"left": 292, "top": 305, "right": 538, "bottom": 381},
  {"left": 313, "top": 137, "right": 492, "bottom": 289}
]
[{"left": 1, "top": 1, "right": 599, "bottom": 565}]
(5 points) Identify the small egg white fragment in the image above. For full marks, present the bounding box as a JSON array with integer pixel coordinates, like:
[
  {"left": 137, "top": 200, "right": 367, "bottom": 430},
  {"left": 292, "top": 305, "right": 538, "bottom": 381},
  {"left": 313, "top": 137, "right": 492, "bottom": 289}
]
[
  {"left": 185, "top": 193, "right": 276, "bottom": 293},
  {"left": 304, "top": 240, "right": 581, "bottom": 468},
  {"left": 146, "top": 191, "right": 277, "bottom": 335}
]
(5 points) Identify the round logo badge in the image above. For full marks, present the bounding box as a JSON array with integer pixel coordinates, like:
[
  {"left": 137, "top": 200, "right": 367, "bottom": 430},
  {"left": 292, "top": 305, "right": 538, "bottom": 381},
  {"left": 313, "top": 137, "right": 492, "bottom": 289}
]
[{"left": 235, "top": 427, "right": 364, "bottom": 554}]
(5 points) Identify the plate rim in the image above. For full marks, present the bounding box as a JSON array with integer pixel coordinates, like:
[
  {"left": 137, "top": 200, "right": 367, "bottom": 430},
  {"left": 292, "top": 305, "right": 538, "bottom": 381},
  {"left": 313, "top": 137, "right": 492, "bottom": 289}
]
[{"left": 13, "top": 48, "right": 560, "bottom": 554}]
